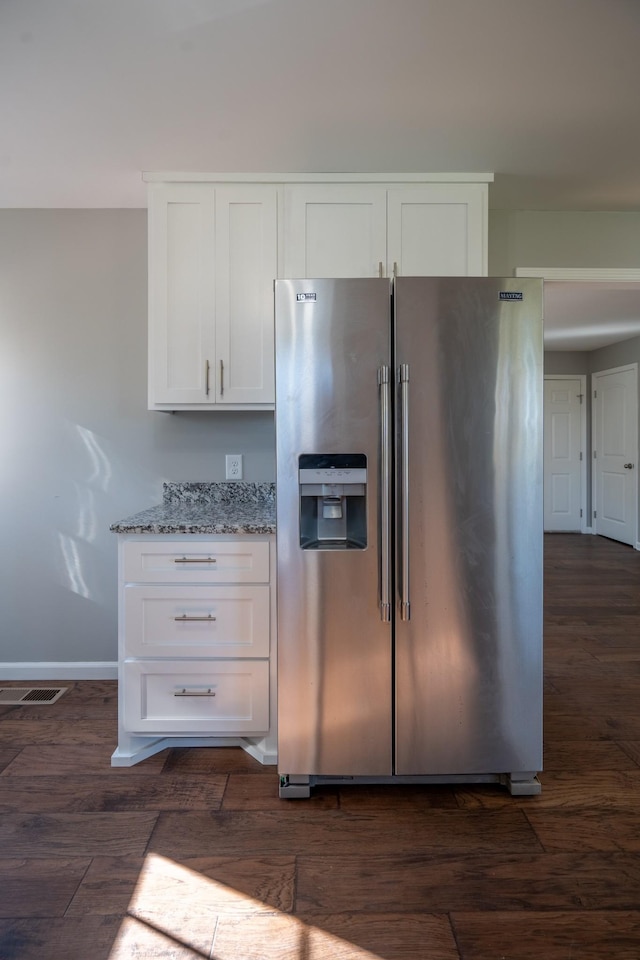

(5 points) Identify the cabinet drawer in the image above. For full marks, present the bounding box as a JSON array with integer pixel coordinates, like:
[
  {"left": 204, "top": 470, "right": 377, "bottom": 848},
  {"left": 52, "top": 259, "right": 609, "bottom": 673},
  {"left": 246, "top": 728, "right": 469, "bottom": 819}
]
[
  {"left": 123, "top": 539, "right": 269, "bottom": 584},
  {"left": 123, "top": 585, "right": 269, "bottom": 658},
  {"left": 123, "top": 659, "right": 269, "bottom": 734}
]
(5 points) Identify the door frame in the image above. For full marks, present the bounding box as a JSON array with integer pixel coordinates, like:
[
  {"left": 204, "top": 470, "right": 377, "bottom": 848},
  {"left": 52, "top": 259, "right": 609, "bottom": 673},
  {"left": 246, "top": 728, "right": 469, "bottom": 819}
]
[
  {"left": 591, "top": 362, "right": 639, "bottom": 549},
  {"left": 544, "top": 374, "right": 589, "bottom": 533}
]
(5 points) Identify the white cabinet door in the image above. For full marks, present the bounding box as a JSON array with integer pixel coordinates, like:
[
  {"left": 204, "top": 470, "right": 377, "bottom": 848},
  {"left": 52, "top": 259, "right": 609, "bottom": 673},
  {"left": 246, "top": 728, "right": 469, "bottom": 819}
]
[
  {"left": 284, "top": 182, "right": 488, "bottom": 279},
  {"left": 214, "top": 185, "right": 278, "bottom": 404},
  {"left": 284, "top": 184, "right": 387, "bottom": 278},
  {"left": 387, "top": 184, "right": 487, "bottom": 276},
  {"left": 148, "top": 183, "right": 215, "bottom": 406},
  {"left": 124, "top": 584, "right": 270, "bottom": 658},
  {"left": 123, "top": 659, "right": 270, "bottom": 734},
  {"left": 148, "top": 183, "right": 279, "bottom": 409},
  {"left": 123, "top": 538, "right": 270, "bottom": 584}
]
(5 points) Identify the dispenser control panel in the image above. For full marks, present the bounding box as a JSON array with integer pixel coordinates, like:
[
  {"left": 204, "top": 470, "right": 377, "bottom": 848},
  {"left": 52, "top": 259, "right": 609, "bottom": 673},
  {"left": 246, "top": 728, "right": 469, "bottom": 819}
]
[{"left": 299, "top": 468, "right": 367, "bottom": 483}]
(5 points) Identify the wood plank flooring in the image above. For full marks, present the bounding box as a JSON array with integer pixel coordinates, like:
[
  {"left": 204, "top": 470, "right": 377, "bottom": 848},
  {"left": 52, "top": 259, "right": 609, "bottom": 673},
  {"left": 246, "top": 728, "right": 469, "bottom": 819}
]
[{"left": 1, "top": 533, "right": 639, "bottom": 959}]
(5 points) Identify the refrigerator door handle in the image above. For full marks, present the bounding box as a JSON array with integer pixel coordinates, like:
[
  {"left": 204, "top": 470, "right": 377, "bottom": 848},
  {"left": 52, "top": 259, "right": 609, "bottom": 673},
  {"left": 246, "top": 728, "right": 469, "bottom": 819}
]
[
  {"left": 378, "top": 365, "right": 392, "bottom": 622},
  {"left": 399, "top": 363, "right": 411, "bottom": 621}
]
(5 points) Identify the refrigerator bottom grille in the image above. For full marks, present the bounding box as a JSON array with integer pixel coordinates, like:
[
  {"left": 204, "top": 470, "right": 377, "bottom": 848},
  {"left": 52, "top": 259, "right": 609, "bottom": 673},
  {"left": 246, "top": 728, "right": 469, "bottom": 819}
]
[{"left": 278, "top": 772, "right": 541, "bottom": 798}]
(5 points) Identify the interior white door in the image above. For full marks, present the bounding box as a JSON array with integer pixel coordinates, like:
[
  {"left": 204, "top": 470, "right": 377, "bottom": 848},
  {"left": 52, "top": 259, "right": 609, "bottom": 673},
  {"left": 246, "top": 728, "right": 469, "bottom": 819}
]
[
  {"left": 543, "top": 378, "right": 583, "bottom": 531},
  {"left": 593, "top": 365, "right": 638, "bottom": 546}
]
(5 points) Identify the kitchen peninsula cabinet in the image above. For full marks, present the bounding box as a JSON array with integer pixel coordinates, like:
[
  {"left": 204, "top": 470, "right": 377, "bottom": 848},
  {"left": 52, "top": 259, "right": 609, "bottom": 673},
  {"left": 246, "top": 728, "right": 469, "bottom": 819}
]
[{"left": 147, "top": 182, "right": 279, "bottom": 411}]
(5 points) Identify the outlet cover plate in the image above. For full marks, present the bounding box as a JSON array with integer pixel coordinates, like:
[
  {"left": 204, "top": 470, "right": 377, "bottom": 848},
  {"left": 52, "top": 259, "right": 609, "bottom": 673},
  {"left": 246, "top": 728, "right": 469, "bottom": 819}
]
[{"left": 225, "top": 454, "right": 243, "bottom": 480}]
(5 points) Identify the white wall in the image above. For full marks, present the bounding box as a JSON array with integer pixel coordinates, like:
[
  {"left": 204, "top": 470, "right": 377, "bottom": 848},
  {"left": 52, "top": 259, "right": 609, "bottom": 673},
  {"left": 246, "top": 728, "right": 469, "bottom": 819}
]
[{"left": 0, "top": 210, "right": 275, "bottom": 675}]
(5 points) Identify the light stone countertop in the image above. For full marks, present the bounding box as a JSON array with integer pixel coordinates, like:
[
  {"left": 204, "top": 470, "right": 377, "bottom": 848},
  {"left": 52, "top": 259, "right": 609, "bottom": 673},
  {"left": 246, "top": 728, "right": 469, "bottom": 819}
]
[{"left": 110, "top": 481, "right": 276, "bottom": 535}]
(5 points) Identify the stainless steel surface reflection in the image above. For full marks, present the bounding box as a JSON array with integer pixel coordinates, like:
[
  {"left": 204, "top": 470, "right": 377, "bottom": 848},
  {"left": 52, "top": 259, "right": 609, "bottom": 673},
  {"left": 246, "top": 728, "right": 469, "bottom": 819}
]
[{"left": 275, "top": 277, "right": 543, "bottom": 787}]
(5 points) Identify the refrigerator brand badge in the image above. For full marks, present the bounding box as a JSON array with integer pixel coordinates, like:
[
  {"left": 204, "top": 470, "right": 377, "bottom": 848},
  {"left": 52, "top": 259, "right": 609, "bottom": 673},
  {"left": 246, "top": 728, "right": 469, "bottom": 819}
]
[
  {"left": 297, "top": 292, "right": 317, "bottom": 302},
  {"left": 499, "top": 291, "right": 524, "bottom": 301}
]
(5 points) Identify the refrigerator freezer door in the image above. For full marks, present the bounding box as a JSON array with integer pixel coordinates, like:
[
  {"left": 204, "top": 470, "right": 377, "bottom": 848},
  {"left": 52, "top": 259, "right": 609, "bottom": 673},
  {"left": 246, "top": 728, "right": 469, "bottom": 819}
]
[
  {"left": 275, "top": 278, "right": 393, "bottom": 776},
  {"left": 394, "top": 277, "right": 543, "bottom": 776}
]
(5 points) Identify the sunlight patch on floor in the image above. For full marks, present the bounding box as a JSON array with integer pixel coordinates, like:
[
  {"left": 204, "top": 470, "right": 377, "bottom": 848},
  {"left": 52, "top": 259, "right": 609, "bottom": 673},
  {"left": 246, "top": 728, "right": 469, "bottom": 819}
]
[{"left": 108, "top": 853, "right": 384, "bottom": 959}]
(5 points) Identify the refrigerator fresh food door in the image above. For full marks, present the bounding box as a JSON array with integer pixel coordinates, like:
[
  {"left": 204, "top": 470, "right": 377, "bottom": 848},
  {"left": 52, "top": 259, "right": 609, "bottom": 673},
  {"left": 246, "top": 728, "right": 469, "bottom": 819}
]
[
  {"left": 275, "top": 278, "right": 393, "bottom": 776},
  {"left": 394, "top": 277, "right": 543, "bottom": 776}
]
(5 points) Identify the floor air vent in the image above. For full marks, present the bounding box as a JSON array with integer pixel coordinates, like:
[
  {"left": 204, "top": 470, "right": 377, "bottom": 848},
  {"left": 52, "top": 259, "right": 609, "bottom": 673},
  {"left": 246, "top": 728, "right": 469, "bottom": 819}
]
[{"left": 0, "top": 687, "right": 68, "bottom": 705}]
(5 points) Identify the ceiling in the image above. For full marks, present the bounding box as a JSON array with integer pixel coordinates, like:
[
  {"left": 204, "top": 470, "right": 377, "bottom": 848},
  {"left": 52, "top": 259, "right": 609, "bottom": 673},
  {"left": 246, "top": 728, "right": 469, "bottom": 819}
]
[
  {"left": 3, "top": 0, "right": 640, "bottom": 351},
  {"left": 2, "top": 0, "right": 640, "bottom": 210},
  {"left": 544, "top": 281, "right": 640, "bottom": 351}
]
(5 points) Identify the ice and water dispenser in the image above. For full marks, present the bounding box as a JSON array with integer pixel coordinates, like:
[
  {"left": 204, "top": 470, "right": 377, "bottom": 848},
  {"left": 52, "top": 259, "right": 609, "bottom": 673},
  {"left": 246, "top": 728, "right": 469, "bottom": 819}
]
[{"left": 298, "top": 454, "right": 367, "bottom": 549}]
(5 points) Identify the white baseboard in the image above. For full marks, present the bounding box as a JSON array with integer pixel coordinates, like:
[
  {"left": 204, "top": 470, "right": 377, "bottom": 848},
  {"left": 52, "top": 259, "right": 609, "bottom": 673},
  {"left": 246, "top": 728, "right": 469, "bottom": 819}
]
[{"left": 0, "top": 662, "right": 117, "bottom": 681}]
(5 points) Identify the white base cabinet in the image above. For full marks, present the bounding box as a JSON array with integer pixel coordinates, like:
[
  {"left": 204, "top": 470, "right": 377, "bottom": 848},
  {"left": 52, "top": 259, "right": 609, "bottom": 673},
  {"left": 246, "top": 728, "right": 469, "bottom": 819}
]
[{"left": 112, "top": 534, "right": 276, "bottom": 767}]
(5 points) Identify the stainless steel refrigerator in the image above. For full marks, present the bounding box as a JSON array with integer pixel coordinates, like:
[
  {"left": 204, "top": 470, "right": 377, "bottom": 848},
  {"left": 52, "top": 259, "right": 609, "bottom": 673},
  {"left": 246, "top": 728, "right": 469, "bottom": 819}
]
[{"left": 274, "top": 276, "right": 543, "bottom": 798}]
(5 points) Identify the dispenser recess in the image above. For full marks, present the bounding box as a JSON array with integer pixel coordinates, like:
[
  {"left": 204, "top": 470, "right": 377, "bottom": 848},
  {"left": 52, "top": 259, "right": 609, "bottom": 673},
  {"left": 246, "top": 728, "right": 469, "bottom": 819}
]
[{"left": 298, "top": 454, "right": 367, "bottom": 550}]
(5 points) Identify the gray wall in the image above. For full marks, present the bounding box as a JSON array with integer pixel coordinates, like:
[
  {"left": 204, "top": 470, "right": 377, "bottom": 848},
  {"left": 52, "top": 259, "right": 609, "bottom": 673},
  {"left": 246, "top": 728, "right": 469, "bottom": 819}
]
[
  {"left": 589, "top": 334, "right": 640, "bottom": 374},
  {"left": 3, "top": 206, "right": 640, "bottom": 673},
  {"left": 544, "top": 351, "right": 588, "bottom": 376},
  {"left": 489, "top": 210, "right": 640, "bottom": 276},
  {"left": 0, "top": 210, "right": 275, "bottom": 673}
]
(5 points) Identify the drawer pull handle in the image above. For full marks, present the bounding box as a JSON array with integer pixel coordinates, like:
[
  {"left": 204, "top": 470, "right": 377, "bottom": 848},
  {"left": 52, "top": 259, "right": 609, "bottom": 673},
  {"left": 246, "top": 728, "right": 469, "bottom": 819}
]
[
  {"left": 174, "top": 614, "right": 217, "bottom": 622},
  {"left": 174, "top": 688, "right": 216, "bottom": 697},
  {"left": 174, "top": 556, "right": 217, "bottom": 564}
]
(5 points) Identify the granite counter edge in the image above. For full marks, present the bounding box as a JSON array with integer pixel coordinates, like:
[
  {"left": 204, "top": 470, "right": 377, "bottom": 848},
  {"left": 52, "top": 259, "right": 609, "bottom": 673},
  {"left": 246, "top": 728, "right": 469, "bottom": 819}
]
[{"left": 110, "top": 519, "right": 276, "bottom": 535}]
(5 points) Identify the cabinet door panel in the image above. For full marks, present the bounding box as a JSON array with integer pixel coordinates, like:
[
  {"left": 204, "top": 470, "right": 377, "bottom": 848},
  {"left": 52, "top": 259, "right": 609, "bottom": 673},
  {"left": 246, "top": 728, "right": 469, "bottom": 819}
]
[
  {"left": 124, "top": 585, "right": 270, "bottom": 658},
  {"left": 123, "top": 539, "right": 270, "bottom": 584},
  {"left": 387, "top": 185, "right": 487, "bottom": 276},
  {"left": 285, "top": 185, "right": 387, "bottom": 278},
  {"left": 215, "top": 186, "right": 278, "bottom": 404},
  {"left": 148, "top": 184, "right": 215, "bottom": 405},
  {"left": 123, "top": 659, "right": 269, "bottom": 733}
]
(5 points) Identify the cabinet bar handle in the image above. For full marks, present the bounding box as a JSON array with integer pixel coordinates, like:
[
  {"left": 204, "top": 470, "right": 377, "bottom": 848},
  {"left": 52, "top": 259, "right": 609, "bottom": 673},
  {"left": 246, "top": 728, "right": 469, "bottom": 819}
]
[
  {"left": 174, "top": 556, "right": 217, "bottom": 563},
  {"left": 174, "top": 688, "right": 216, "bottom": 697},
  {"left": 220, "top": 359, "right": 224, "bottom": 396},
  {"left": 174, "top": 614, "right": 217, "bottom": 622},
  {"left": 205, "top": 359, "right": 211, "bottom": 396}
]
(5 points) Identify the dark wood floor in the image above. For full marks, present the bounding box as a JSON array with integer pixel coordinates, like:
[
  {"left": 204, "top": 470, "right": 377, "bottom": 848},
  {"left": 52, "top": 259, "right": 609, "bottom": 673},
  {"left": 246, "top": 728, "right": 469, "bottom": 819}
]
[{"left": 1, "top": 534, "right": 640, "bottom": 959}]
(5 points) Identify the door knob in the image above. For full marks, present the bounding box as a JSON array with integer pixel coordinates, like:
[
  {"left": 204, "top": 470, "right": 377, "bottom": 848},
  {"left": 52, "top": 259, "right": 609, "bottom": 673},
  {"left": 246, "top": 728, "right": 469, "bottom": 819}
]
[{"left": 624, "top": 463, "right": 634, "bottom": 469}]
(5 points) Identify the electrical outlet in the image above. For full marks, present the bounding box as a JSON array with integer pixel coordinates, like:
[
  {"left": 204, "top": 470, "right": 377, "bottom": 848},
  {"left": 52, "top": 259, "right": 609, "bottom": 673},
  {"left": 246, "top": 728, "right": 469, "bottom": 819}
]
[{"left": 225, "top": 454, "right": 243, "bottom": 480}]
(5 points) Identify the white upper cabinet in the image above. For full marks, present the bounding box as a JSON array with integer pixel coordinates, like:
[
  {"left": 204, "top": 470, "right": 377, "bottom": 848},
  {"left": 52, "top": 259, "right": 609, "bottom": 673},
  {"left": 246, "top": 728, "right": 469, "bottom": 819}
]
[
  {"left": 386, "top": 184, "right": 487, "bottom": 276},
  {"left": 148, "top": 182, "right": 279, "bottom": 411},
  {"left": 284, "top": 184, "right": 388, "bottom": 278},
  {"left": 284, "top": 179, "right": 489, "bottom": 279},
  {"left": 146, "top": 174, "right": 491, "bottom": 411}
]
